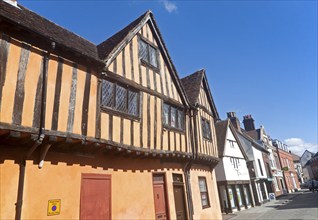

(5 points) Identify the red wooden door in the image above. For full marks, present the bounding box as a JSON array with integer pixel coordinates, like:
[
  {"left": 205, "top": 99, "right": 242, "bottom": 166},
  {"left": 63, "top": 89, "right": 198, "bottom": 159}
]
[
  {"left": 153, "top": 174, "right": 168, "bottom": 220},
  {"left": 80, "top": 174, "right": 111, "bottom": 220}
]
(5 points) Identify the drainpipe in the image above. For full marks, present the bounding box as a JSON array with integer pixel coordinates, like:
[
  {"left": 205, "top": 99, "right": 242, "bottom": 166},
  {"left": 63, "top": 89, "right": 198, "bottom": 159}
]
[
  {"left": 183, "top": 108, "right": 196, "bottom": 220},
  {"left": 15, "top": 46, "right": 51, "bottom": 220},
  {"left": 192, "top": 107, "right": 199, "bottom": 159}
]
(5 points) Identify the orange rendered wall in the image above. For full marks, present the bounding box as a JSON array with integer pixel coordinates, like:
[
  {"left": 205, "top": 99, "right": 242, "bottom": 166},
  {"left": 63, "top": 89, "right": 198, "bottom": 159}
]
[
  {"left": 0, "top": 147, "right": 191, "bottom": 220},
  {"left": 190, "top": 164, "right": 221, "bottom": 220}
]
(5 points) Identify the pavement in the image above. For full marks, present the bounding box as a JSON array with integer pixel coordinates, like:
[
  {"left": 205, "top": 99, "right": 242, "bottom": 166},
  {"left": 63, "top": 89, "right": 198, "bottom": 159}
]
[{"left": 222, "top": 189, "right": 318, "bottom": 220}]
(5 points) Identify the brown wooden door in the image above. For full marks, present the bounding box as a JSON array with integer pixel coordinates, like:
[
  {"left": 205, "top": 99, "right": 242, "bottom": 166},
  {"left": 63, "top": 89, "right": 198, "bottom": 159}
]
[
  {"left": 153, "top": 174, "right": 168, "bottom": 220},
  {"left": 173, "top": 185, "right": 187, "bottom": 220},
  {"left": 80, "top": 174, "right": 111, "bottom": 220}
]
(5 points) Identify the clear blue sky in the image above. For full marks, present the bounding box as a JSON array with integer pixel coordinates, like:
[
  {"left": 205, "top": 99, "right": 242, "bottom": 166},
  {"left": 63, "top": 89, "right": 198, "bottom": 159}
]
[{"left": 19, "top": 0, "right": 317, "bottom": 154}]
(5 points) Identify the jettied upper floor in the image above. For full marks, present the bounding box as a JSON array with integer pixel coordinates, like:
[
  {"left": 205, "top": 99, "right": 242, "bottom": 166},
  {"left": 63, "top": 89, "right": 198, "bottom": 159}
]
[{"left": 0, "top": 1, "right": 219, "bottom": 164}]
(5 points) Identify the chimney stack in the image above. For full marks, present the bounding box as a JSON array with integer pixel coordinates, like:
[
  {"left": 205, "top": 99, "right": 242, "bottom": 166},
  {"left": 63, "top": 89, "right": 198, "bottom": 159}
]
[
  {"left": 243, "top": 114, "right": 255, "bottom": 131},
  {"left": 227, "top": 112, "right": 241, "bottom": 132}
]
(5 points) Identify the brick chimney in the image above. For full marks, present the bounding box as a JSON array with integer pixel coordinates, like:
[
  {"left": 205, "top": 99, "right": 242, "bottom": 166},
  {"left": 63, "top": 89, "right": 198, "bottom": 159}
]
[
  {"left": 227, "top": 112, "right": 241, "bottom": 132},
  {"left": 243, "top": 114, "right": 255, "bottom": 131},
  {"left": 3, "top": 0, "right": 18, "bottom": 7}
]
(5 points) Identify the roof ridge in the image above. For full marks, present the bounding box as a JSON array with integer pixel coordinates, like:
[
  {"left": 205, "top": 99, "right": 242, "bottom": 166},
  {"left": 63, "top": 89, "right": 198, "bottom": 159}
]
[
  {"left": 97, "top": 10, "right": 150, "bottom": 60},
  {"left": 17, "top": 4, "right": 96, "bottom": 47}
]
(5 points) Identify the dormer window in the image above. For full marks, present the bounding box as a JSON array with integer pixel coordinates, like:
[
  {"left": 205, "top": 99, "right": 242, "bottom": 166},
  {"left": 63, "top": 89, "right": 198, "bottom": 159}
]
[{"left": 139, "top": 38, "right": 158, "bottom": 69}]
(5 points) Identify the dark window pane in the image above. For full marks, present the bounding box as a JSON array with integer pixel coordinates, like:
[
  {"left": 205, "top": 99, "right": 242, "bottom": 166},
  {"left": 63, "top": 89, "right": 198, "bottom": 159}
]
[
  {"left": 171, "top": 107, "right": 176, "bottom": 127},
  {"left": 139, "top": 40, "right": 148, "bottom": 62},
  {"left": 128, "top": 90, "right": 138, "bottom": 116},
  {"left": 149, "top": 45, "right": 158, "bottom": 67},
  {"left": 206, "top": 121, "right": 211, "bottom": 139},
  {"left": 101, "top": 80, "right": 114, "bottom": 107},
  {"left": 115, "top": 85, "right": 127, "bottom": 112},
  {"left": 178, "top": 110, "right": 184, "bottom": 129},
  {"left": 201, "top": 194, "right": 208, "bottom": 206},
  {"left": 163, "top": 104, "right": 170, "bottom": 125},
  {"left": 199, "top": 179, "right": 207, "bottom": 192},
  {"left": 201, "top": 119, "right": 206, "bottom": 138}
]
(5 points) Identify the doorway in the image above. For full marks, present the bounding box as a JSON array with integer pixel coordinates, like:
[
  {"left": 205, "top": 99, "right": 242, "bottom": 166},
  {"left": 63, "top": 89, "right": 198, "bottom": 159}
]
[
  {"left": 172, "top": 174, "right": 187, "bottom": 220},
  {"left": 80, "top": 173, "right": 111, "bottom": 219},
  {"left": 153, "top": 174, "right": 168, "bottom": 220}
]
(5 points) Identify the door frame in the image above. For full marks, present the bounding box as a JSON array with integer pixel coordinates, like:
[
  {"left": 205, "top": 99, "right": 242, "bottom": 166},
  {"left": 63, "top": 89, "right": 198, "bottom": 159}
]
[
  {"left": 80, "top": 173, "right": 112, "bottom": 219},
  {"left": 172, "top": 173, "right": 188, "bottom": 220},
  {"left": 152, "top": 172, "right": 170, "bottom": 220}
]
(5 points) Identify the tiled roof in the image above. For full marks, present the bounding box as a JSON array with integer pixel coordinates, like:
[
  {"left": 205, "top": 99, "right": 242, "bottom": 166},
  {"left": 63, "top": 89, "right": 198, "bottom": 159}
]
[
  {"left": 97, "top": 11, "right": 149, "bottom": 60},
  {"left": 215, "top": 120, "right": 229, "bottom": 157},
  {"left": 0, "top": 1, "right": 100, "bottom": 61},
  {"left": 239, "top": 129, "right": 268, "bottom": 154},
  {"left": 244, "top": 129, "right": 260, "bottom": 141},
  {"left": 180, "top": 70, "right": 204, "bottom": 105}
]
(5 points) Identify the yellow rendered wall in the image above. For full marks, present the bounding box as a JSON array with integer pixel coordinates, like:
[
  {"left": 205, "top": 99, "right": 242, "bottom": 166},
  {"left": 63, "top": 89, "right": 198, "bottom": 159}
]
[{"left": 190, "top": 164, "right": 222, "bottom": 220}]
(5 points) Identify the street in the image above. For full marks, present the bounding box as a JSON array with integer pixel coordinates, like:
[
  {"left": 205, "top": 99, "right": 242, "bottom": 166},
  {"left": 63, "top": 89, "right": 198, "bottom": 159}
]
[{"left": 223, "top": 190, "right": 318, "bottom": 220}]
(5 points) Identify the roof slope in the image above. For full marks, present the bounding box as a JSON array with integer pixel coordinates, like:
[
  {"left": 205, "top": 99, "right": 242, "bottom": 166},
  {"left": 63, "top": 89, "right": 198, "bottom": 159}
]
[
  {"left": 0, "top": 1, "right": 99, "bottom": 61},
  {"left": 244, "top": 129, "right": 260, "bottom": 141},
  {"left": 215, "top": 120, "right": 248, "bottom": 160},
  {"left": 97, "top": 10, "right": 189, "bottom": 105},
  {"left": 181, "top": 69, "right": 219, "bottom": 119},
  {"left": 180, "top": 70, "right": 204, "bottom": 105},
  {"left": 215, "top": 120, "right": 229, "bottom": 156},
  {"left": 291, "top": 152, "right": 301, "bottom": 162},
  {"left": 97, "top": 11, "right": 149, "bottom": 60}
]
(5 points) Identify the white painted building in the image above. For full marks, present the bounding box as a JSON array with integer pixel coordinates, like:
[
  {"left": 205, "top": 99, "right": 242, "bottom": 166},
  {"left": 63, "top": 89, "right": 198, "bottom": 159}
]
[
  {"left": 235, "top": 130, "right": 270, "bottom": 206},
  {"left": 215, "top": 119, "right": 254, "bottom": 213}
]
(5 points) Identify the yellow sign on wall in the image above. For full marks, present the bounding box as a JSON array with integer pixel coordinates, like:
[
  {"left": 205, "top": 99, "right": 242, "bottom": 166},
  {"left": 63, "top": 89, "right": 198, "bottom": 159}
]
[{"left": 47, "top": 199, "right": 61, "bottom": 216}]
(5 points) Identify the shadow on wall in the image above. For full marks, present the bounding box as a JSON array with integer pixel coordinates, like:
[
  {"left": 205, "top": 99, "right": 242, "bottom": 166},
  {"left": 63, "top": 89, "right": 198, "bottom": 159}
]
[{"left": 0, "top": 144, "right": 188, "bottom": 172}]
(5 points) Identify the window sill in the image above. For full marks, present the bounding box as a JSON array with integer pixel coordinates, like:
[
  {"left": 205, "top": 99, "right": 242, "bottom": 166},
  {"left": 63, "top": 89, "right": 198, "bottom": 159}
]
[
  {"left": 101, "top": 106, "right": 140, "bottom": 121},
  {"left": 140, "top": 60, "right": 160, "bottom": 73},
  {"left": 202, "top": 205, "right": 210, "bottom": 209},
  {"left": 203, "top": 137, "right": 212, "bottom": 142},
  {"left": 163, "top": 125, "right": 185, "bottom": 134}
]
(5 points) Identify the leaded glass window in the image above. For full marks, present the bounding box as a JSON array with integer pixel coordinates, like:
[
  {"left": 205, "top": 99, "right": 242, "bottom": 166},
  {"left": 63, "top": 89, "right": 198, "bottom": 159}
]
[
  {"left": 139, "top": 40, "right": 148, "bottom": 62},
  {"left": 171, "top": 107, "right": 176, "bottom": 127},
  {"left": 115, "top": 85, "right": 127, "bottom": 112},
  {"left": 139, "top": 38, "right": 158, "bottom": 68},
  {"left": 162, "top": 103, "right": 184, "bottom": 130},
  {"left": 149, "top": 45, "right": 158, "bottom": 67},
  {"left": 101, "top": 79, "right": 139, "bottom": 117},
  {"left": 178, "top": 110, "right": 184, "bottom": 129},
  {"left": 101, "top": 80, "right": 114, "bottom": 107},
  {"left": 128, "top": 90, "right": 138, "bottom": 116},
  {"left": 201, "top": 118, "right": 212, "bottom": 140},
  {"left": 163, "top": 103, "right": 170, "bottom": 126}
]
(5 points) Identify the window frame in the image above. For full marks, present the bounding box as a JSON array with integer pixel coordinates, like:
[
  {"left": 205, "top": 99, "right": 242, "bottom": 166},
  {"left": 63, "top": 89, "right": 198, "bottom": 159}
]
[
  {"left": 162, "top": 102, "right": 185, "bottom": 132},
  {"left": 201, "top": 117, "right": 212, "bottom": 141},
  {"left": 198, "top": 177, "right": 210, "bottom": 209},
  {"left": 138, "top": 35, "right": 160, "bottom": 71},
  {"left": 100, "top": 79, "right": 140, "bottom": 120}
]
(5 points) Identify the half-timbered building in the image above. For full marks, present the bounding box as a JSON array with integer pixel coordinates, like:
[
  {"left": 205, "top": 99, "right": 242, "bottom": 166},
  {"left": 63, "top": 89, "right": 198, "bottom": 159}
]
[
  {"left": 181, "top": 69, "right": 221, "bottom": 219},
  {"left": 0, "top": 1, "right": 221, "bottom": 219}
]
